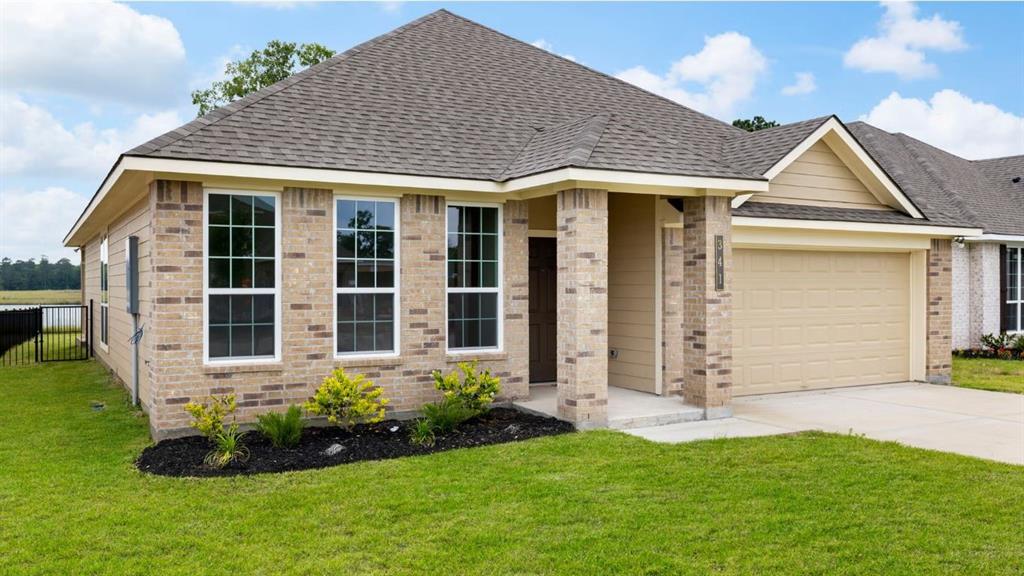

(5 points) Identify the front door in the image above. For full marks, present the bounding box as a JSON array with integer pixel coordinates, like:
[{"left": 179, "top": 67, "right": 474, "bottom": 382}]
[{"left": 529, "top": 237, "right": 557, "bottom": 383}]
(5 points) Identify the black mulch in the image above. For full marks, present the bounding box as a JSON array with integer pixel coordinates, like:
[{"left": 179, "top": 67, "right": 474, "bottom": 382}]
[{"left": 136, "top": 408, "right": 574, "bottom": 478}]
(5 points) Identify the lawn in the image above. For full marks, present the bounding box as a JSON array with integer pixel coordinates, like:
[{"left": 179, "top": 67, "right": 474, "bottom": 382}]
[
  {"left": 1, "top": 332, "right": 86, "bottom": 365},
  {"left": 0, "top": 289, "right": 80, "bottom": 305},
  {"left": 1, "top": 362, "right": 1022, "bottom": 575},
  {"left": 953, "top": 356, "right": 1024, "bottom": 394}
]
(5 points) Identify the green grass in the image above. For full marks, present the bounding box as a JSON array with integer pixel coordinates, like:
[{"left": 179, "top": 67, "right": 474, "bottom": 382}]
[
  {"left": 953, "top": 356, "right": 1024, "bottom": 394},
  {"left": 1, "top": 332, "right": 85, "bottom": 365},
  {"left": 0, "top": 289, "right": 80, "bottom": 305},
  {"left": 1, "top": 362, "right": 1022, "bottom": 575}
]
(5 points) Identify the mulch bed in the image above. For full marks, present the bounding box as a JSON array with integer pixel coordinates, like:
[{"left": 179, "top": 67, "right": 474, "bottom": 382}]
[{"left": 136, "top": 407, "right": 574, "bottom": 478}]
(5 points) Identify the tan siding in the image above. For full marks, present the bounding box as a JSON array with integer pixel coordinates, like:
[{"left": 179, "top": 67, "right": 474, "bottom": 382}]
[
  {"left": 607, "top": 193, "right": 656, "bottom": 392},
  {"left": 528, "top": 195, "right": 556, "bottom": 231},
  {"left": 88, "top": 194, "right": 153, "bottom": 409},
  {"left": 755, "top": 141, "right": 893, "bottom": 211}
]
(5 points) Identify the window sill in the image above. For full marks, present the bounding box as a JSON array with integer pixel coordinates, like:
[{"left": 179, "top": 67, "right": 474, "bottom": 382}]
[
  {"left": 203, "top": 361, "right": 284, "bottom": 375},
  {"left": 333, "top": 354, "right": 402, "bottom": 368},
  {"left": 446, "top": 349, "right": 507, "bottom": 363}
]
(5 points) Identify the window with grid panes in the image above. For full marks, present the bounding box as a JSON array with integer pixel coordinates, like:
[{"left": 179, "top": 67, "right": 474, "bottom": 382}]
[{"left": 446, "top": 204, "right": 500, "bottom": 350}]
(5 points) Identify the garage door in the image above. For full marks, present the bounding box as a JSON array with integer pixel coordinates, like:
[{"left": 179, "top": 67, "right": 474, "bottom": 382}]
[{"left": 733, "top": 249, "right": 909, "bottom": 395}]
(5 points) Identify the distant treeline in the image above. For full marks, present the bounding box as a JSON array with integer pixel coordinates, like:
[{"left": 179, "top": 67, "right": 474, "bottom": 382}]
[{"left": 0, "top": 257, "right": 80, "bottom": 290}]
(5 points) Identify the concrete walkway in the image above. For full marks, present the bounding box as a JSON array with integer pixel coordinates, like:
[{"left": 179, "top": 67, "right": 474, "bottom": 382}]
[{"left": 627, "top": 382, "right": 1024, "bottom": 465}]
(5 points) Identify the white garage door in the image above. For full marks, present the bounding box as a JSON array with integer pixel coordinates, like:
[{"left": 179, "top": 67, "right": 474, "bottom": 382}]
[{"left": 733, "top": 249, "right": 910, "bottom": 395}]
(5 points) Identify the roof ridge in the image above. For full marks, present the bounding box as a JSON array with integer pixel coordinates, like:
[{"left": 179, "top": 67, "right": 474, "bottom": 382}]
[
  {"left": 566, "top": 113, "right": 609, "bottom": 167},
  {"left": 127, "top": 10, "right": 450, "bottom": 156},
  {"left": 891, "top": 132, "right": 983, "bottom": 227},
  {"left": 435, "top": 9, "right": 747, "bottom": 137}
]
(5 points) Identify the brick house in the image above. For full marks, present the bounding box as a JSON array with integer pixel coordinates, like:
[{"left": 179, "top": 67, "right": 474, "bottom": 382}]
[{"left": 64, "top": 10, "right": 988, "bottom": 439}]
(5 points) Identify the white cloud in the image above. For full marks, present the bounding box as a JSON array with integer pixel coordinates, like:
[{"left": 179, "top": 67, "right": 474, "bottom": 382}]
[
  {"left": 0, "top": 94, "right": 183, "bottom": 180},
  {"left": 860, "top": 90, "right": 1024, "bottom": 159},
  {"left": 378, "top": 1, "right": 404, "bottom": 14},
  {"left": 781, "top": 72, "right": 817, "bottom": 96},
  {"left": 0, "top": 187, "right": 85, "bottom": 261},
  {"left": 844, "top": 1, "right": 966, "bottom": 79},
  {"left": 0, "top": 1, "right": 186, "bottom": 106},
  {"left": 615, "top": 32, "right": 766, "bottom": 118},
  {"left": 531, "top": 39, "right": 576, "bottom": 62}
]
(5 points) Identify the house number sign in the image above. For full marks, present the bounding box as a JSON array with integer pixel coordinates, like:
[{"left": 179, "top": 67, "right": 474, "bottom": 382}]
[{"left": 714, "top": 235, "right": 725, "bottom": 290}]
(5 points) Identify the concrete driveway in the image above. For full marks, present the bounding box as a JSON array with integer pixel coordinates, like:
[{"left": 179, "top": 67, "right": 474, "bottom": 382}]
[{"left": 627, "top": 383, "right": 1024, "bottom": 465}]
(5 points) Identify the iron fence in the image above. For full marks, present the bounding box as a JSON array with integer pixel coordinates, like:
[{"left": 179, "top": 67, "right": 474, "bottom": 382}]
[{"left": 0, "top": 305, "right": 91, "bottom": 366}]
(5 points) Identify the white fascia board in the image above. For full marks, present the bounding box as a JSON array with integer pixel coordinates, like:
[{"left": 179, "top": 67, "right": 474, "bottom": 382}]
[
  {"left": 962, "top": 234, "right": 1024, "bottom": 244},
  {"left": 64, "top": 156, "right": 769, "bottom": 245},
  {"left": 732, "top": 216, "right": 982, "bottom": 237},
  {"left": 735, "top": 117, "right": 925, "bottom": 219}
]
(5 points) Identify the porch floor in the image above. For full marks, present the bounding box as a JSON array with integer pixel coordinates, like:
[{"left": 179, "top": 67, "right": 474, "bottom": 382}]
[{"left": 513, "top": 384, "right": 704, "bottom": 430}]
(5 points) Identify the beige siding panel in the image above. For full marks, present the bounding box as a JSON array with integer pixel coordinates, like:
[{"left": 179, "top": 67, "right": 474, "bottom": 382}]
[
  {"left": 528, "top": 195, "right": 557, "bottom": 231},
  {"left": 754, "top": 140, "right": 894, "bottom": 211},
  {"left": 608, "top": 193, "right": 656, "bottom": 393},
  {"left": 88, "top": 194, "right": 153, "bottom": 409},
  {"left": 734, "top": 248, "right": 910, "bottom": 395}
]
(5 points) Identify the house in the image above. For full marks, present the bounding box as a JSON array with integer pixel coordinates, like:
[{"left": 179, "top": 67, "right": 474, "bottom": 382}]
[
  {"left": 844, "top": 123, "right": 1024, "bottom": 349},
  {"left": 64, "top": 10, "right": 984, "bottom": 439}
]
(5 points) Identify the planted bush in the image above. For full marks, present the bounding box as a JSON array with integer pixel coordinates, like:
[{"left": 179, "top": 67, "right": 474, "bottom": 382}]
[
  {"left": 955, "top": 333, "right": 1024, "bottom": 361},
  {"left": 421, "top": 397, "right": 477, "bottom": 434},
  {"left": 305, "top": 368, "right": 389, "bottom": 430},
  {"left": 204, "top": 424, "right": 250, "bottom": 469},
  {"left": 256, "top": 405, "right": 305, "bottom": 448},
  {"left": 409, "top": 418, "right": 436, "bottom": 447},
  {"left": 184, "top": 394, "right": 238, "bottom": 441},
  {"left": 431, "top": 361, "right": 501, "bottom": 413}
]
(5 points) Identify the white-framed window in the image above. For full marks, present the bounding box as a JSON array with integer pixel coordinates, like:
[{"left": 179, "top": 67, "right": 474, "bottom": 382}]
[
  {"left": 99, "top": 236, "right": 109, "bottom": 347},
  {"left": 203, "top": 189, "right": 281, "bottom": 363},
  {"left": 1007, "top": 246, "right": 1023, "bottom": 333},
  {"left": 446, "top": 203, "right": 502, "bottom": 351},
  {"left": 334, "top": 197, "right": 399, "bottom": 356}
]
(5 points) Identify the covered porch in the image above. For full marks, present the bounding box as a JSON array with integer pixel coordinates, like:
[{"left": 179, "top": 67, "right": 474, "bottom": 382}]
[{"left": 513, "top": 188, "right": 735, "bottom": 429}]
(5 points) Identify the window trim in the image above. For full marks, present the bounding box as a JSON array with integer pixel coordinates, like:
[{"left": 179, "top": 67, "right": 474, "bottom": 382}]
[
  {"left": 445, "top": 201, "right": 504, "bottom": 354},
  {"left": 333, "top": 194, "right": 402, "bottom": 359},
  {"left": 202, "top": 188, "right": 282, "bottom": 365},
  {"left": 99, "top": 235, "right": 109, "bottom": 351},
  {"left": 1007, "top": 244, "right": 1024, "bottom": 334}
]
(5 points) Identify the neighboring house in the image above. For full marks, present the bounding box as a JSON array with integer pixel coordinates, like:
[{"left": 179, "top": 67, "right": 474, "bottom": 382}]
[
  {"left": 846, "top": 123, "right": 1024, "bottom": 349},
  {"left": 64, "top": 10, "right": 982, "bottom": 438}
]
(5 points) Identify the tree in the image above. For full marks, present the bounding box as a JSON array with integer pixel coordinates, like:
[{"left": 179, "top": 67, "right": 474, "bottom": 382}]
[
  {"left": 191, "top": 40, "right": 336, "bottom": 116},
  {"left": 732, "top": 116, "right": 780, "bottom": 132}
]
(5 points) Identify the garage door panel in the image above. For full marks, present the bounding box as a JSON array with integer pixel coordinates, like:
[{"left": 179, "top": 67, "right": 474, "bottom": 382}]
[{"left": 734, "top": 249, "right": 910, "bottom": 395}]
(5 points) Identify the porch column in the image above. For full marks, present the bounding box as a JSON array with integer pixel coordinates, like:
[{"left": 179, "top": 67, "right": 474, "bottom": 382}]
[
  {"left": 681, "top": 196, "right": 733, "bottom": 417},
  {"left": 556, "top": 188, "right": 609, "bottom": 428},
  {"left": 927, "top": 238, "right": 953, "bottom": 384},
  {"left": 662, "top": 226, "right": 687, "bottom": 397}
]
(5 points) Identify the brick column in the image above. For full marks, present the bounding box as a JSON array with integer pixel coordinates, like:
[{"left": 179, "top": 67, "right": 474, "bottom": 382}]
[
  {"left": 681, "top": 196, "right": 732, "bottom": 417},
  {"left": 398, "top": 194, "right": 448, "bottom": 407},
  {"left": 927, "top": 238, "right": 953, "bottom": 384},
  {"left": 662, "top": 227, "right": 687, "bottom": 397},
  {"left": 556, "top": 189, "right": 608, "bottom": 428},
  {"left": 501, "top": 199, "right": 530, "bottom": 400}
]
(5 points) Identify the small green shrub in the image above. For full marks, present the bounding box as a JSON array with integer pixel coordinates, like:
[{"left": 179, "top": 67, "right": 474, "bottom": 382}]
[
  {"left": 204, "top": 424, "right": 250, "bottom": 469},
  {"left": 409, "top": 418, "right": 436, "bottom": 447},
  {"left": 431, "top": 361, "right": 501, "bottom": 413},
  {"left": 256, "top": 405, "right": 305, "bottom": 448},
  {"left": 421, "top": 397, "right": 477, "bottom": 434},
  {"left": 304, "top": 368, "right": 389, "bottom": 430},
  {"left": 184, "top": 394, "right": 237, "bottom": 441}
]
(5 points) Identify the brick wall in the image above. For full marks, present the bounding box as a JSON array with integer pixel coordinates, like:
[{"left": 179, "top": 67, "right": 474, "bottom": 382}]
[
  {"left": 661, "top": 227, "right": 686, "bottom": 397},
  {"left": 968, "top": 242, "right": 1002, "bottom": 347},
  {"left": 555, "top": 188, "right": 609, "bottom": 428},
  {"left": 927, "top": 238, "right": 953, "bottom": 384},
  {"left": 680, "top": 196, "right": 732, "bottom": 415},
  {"left": 146, "top": 182, "right": 528, "bottom": 438}
]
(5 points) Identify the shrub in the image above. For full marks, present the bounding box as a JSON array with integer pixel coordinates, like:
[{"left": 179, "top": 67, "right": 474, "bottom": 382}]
[
  {"left": 421, "top": 397, "right": 477, "bottom": 434},
  {"left": 981, "top": 333, "right": 1013, "bottom": 354},
  {"left": 256, "top": 405, "right": 305, "bottom": 448},
  {"left": 409, "top": 418, "right": 436, "bottom": 447},
  {"left": 431, "top": 361, "right": 501, "bottom": 413},
  {"left": 184, "top": 395, "right": 237, "bottom": 441},
  {"left": 204, "top": 424, "right": 250, "bottom": 469},
  {"left": 304, "top": 368, "right": 389, "bottom": 430}
]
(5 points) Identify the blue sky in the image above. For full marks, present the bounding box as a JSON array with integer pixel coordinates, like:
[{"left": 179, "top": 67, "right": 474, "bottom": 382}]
[{"left": 2, "top": 1, "right": 1022, "bottom": 262}]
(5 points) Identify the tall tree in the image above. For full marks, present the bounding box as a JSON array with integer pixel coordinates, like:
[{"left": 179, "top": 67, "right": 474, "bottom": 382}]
[
  {"left": 732, "top": 116, "right": 780, "bottom": 132},
  {"left": 191, "top": 40, "right": 336, "bottom": 116}
]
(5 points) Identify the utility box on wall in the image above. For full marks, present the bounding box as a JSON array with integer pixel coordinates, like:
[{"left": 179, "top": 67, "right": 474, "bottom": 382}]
[{"left": 125, "top": 236, "right": 139, "bottom": 315}]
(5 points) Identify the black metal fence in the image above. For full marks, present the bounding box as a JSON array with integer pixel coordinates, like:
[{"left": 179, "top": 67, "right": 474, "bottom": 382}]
[{"left": 0, "top": 305, "right": 91, "bottom": 366}]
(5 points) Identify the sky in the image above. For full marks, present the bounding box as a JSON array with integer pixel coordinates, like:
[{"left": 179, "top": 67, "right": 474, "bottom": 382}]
[{"left": 1, "top": 0, "right": 1022, "bottom": 262}]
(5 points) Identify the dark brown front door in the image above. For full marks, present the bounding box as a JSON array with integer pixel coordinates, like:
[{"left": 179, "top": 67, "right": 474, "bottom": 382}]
[{"left": 529, "top": 237, "right": 557, "bottom": 383}]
